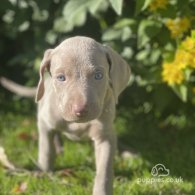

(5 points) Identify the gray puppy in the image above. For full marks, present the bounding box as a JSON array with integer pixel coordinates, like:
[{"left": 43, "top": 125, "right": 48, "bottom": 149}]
[{"left": 1, "top": 36, "right": 130, "bottom": 195}]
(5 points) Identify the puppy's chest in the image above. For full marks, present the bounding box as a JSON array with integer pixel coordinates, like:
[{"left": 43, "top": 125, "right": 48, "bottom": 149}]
[{"left": 56, "top": 120, "right": 91, "bottom": 140}]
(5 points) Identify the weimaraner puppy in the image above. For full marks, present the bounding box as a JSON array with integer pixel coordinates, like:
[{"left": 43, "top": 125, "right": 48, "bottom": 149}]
[{"left": 1, "top": 36, "right": 130, "bottom": 195}]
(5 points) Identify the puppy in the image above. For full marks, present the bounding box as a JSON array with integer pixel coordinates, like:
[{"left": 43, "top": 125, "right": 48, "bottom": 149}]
[{"left": 1, "top": 36, "right": 130, "bottom": 195}]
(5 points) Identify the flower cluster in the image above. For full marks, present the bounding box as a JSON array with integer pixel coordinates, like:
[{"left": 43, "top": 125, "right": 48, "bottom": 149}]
[
  {"left": 165, "top": 17, "right": 191, "bottom": 38},
  {"left": 162, "top": 35, "right": 195, "bottom": 86},
  {"left": 162, "top": 62, "right": 184, "bottom": 85},
  {"left": 149, "top": 0, "right": 168, "bottom": 12}
]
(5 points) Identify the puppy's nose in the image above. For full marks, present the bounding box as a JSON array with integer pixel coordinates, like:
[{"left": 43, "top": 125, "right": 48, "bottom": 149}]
[{"left": 73, "top": 104, "right": 88, "bottom": 117}]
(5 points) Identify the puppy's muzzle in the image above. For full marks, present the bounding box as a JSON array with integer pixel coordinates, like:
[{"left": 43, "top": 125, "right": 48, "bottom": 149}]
[{"left": 72, "top": 103, "right": 88, "bottom": 117}]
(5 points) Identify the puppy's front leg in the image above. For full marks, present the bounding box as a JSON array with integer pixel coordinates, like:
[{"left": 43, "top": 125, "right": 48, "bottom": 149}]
[
  {"left": 93, "top": 132, "right": 116, "bottom": 195},
  {"left": 38, "top": 121, "right": 56, "bottom": 171}
]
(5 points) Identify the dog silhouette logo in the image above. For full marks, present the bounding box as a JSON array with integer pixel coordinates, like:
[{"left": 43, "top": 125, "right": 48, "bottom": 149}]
[{"left": 151, "top": 164, "right": 170, "bottom": 177}]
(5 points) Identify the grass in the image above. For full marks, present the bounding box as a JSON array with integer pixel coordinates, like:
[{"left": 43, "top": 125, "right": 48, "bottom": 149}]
[{"left": 0, "top": 97, "right": 195, "bottom": 194}]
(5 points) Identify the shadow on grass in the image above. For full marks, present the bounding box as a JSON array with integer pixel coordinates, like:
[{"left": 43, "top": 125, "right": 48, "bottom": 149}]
[{"left": 117, "top": 83, "right": 195, "bottom": 183}]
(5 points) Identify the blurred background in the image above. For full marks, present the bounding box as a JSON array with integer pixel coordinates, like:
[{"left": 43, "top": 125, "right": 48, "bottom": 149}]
[{"left": 0, "top": 0, "right": 195, "bottom": 194}]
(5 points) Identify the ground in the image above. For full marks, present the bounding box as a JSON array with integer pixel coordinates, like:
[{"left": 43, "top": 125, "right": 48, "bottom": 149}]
[{"left": 0, "top": 96, "right": 194, "bottom": 194}]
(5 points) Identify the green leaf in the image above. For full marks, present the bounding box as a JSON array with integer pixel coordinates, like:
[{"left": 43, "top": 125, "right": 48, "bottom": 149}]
[
  {"left": 108, "top": 0, "right": 123, "bottom": 15},
  {"left": 45, "top": 31, "right": 57, "bottom": 44},
  {"left": 102, "top": 28, "right": 122, "bottom": 41},
  {"left": 136, "top": 49, "right": 150, "bottom": 61},
  {"left": 184, "top": 68, "right": 192, "bottom": 82},
  {"left": 135, "top": 0, "right": 153, "bottom": 15},
  {"left": 60, "top": 0, "right": 108, "bottom": 32},
  {"left": 172, "top": 85, "right": 188, "bottom": 102},
  {"left": 121, "top": 27, "right": 132, "bottom": 41},
  {"left": 63, "top": 0, "right": 88, "bottom": 30},
  {"left": 88, "top": 0, "right": 108, "bottom": 15},
  {"left": 150, "top": 49, "right": 161, "bottom": 64},
  {"left": 121, "top": 47, "right": 133, "bottom": 59},
  {"left": 54, "top": 17, "right": 72, "bottom": 33},
  {"left": 114, "top": 18, "right": 136, "bottom": 29},
  {"left": 138, "top": 19, "right": 162, "bottom": 48}
]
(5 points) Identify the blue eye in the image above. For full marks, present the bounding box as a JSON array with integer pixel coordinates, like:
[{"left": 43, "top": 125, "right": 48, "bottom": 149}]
[
  {"left": 57, "top": 74, "right": 66, "bottom": 81},
  {"left": 95, "top": 71, "right": 103, "bottom": 80}
]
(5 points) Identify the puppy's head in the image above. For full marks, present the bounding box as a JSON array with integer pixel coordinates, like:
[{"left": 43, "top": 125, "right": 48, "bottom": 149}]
[{"left": 36, "top": 36, "right": 130, "bottom": 122}]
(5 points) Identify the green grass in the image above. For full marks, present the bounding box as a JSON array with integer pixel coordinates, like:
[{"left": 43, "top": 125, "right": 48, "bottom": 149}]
[{"left": 0, "top": 111, "right": 195, "bottom": 195}]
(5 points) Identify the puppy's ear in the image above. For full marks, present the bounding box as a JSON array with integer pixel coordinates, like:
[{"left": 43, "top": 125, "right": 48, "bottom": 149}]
[
  {"left": 104, "top": 45, "right": 130, "bottom": 104},
  {"left": 35, "top": 49, "right": 52, "bottom": 102}
]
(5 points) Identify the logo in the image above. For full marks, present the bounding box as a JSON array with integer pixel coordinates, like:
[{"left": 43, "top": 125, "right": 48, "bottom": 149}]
[
  {"left": 136, "top": 163, "right": 183, "bottom": 184},
  {"left": 151, "top": 163, "right": 169, "bottom": 177}
]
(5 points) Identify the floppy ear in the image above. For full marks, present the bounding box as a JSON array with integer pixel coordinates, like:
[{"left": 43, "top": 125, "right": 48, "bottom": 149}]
[
  {"left": 35, "top": 49, "right": 52, "bottom": 102},
  {"left": 104, "top": 46, "right": 131, "bottom": 104}
]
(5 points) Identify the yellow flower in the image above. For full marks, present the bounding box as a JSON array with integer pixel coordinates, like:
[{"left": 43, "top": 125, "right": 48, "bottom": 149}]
[
  {"left": 165, "top": 17, "right": 191, "bottom": 38},
  {"left": 162, "top": 62, "right": 184, "bottom": 85},
  {"left": 149, "top": 0, "right": 168, "bottom": 12},
  {"left": 175, "top": 49, "right": 192, "bottom": 68},
  {"left": 181, "top": 36, "right": 195, "bottom": 51},
  {"left": 162, "top": 32, "right": 195, "bottom": 87},
  {"left": 166, "top": 19, "right": 180, "bottom": 38}
]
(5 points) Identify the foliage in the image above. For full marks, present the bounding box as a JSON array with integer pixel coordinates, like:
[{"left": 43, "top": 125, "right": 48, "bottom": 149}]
[{"left": 103, "top": 0, "right": 195, "bottom": 103}]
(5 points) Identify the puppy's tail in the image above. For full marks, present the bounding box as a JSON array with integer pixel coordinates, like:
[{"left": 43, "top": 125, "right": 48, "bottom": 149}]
[{"left": 0, "top": 77, "right": 36, "bottom": 97}]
